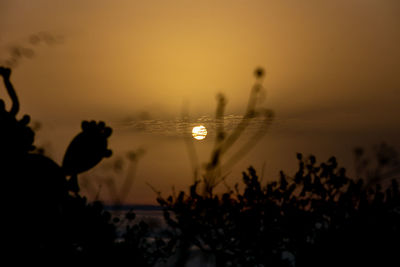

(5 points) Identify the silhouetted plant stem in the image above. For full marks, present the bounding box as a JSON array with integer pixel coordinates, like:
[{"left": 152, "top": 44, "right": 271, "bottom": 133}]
[{"left": 0, "top": 67, "right": 19, "bottom": 116}]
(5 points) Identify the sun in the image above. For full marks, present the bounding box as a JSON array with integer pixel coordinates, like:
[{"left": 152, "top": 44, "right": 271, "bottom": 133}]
[{"left": 192, "top": 125, "right": 207, "bottom": 140}]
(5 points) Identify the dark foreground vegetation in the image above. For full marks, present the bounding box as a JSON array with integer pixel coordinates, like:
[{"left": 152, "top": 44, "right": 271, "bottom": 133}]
[{"left": 1, "top": 66, "right": 399, "bottom": 266}]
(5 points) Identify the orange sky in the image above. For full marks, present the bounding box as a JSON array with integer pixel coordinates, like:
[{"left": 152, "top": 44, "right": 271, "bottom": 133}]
[{"left": 1, "top": 0, "right": 400, "bottom": 204}]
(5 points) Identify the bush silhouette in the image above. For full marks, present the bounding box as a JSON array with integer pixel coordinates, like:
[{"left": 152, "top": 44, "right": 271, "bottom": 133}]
[{"left": 157, "top": 154, "right": 400, "bottom": 266}]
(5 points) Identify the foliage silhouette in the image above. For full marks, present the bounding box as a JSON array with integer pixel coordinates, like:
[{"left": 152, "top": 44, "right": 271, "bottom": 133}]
[
  {"left": 0, "top": 67, "right": 167, "bottom": 265},
  {"left": 157, "top": 154, "right": 400, "bottom": 266}
]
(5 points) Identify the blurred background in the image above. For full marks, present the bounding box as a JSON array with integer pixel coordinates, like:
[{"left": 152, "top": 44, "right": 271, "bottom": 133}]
[{"left": 1, "top": 0, "right": 399, "bottom": 204}]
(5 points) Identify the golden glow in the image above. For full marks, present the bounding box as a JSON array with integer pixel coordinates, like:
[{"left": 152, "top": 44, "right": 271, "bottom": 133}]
[
  {"left": 192, "top": 125, "right": 207, "bottom": 140},
  {"left": 2, "top": 0, "right": 399, "bottom": 205}
]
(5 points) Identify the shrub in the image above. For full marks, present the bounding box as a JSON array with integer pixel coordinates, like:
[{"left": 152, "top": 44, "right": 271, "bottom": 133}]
[{"left": 158, "top": 154, "right": 400, "bottom": 266}]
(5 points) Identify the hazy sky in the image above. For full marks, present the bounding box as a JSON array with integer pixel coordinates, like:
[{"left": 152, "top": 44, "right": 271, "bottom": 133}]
[{"left": 1, "top": 0, "right": 400, "bottom": 204}]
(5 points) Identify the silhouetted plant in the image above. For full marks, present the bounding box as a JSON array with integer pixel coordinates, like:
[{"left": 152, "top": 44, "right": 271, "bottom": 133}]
[
  {"left": 183, "top": 67, "right": 274, "bottom": 196},
  {"left": 0, "top": 67, "right": 165, "bottom": 265},
  {"left": 112, "top": 211, "right": 174, "bottom": 266},
  {"left": 0, "top": 66, "right": 116, "bottom": 256},
  {"left": 158, "top": 153, "right": 400, "bottom": 266},
  {"left": 79, "top": 148, "right": 146, "bottom": 207}
]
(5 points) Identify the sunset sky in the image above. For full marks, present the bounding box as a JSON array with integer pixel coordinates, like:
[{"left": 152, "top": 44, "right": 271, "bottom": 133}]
[{"left": 1, "top": 0, "right": 400, "bottom": 204}]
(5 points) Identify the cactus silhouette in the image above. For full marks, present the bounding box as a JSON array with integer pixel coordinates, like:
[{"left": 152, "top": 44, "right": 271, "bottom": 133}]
[
  {"left": 63, "top": 120, "right": 112, "bottom": 175},
  {"left": 0, "top": 67, "right": 114, "bottom": 256},
  {"left": 62, "top": 120, "right": 112, "bottom": 192},
  {"left": 0, "top": 67, "right": 34, "bottom": 156},
  {"left": 1, "top": 67, "right": 173, "bottom": 264}
]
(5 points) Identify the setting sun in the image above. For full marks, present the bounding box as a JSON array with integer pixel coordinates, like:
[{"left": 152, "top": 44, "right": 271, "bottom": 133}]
[{"left": 192, "top": 125, "right": 207, "bottom": 140}]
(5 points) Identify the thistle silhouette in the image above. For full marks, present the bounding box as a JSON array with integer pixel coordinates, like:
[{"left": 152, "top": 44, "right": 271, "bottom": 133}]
[{"left": 183, "top": 67, "right": 274, "bottom": 196}]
